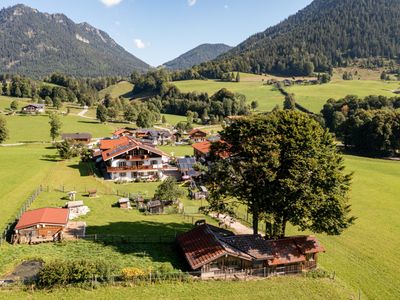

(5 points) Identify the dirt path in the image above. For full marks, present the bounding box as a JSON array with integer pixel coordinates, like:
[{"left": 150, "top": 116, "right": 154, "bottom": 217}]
[{"left": 211, "top": 213, "right": 253, "bottom": 235}]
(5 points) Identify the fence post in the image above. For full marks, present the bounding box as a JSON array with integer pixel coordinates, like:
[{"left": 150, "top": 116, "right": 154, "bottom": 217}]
[{"left": 264, "top": 267, "right": 266, "bottom": 277}]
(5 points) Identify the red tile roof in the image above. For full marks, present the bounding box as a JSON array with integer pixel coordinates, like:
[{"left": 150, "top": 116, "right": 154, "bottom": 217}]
[
  {"left": 99, "top": 136, "right": 131, "bottom": 150},
  {"left": 188, "top": 129, "right": 207, "bottom": 137},
  {"left": 113, "top": 128, "right": 134, "bottom": 136},
  {"left": 192, "top": 141, "right": 212, "bottom": 155},
  {"left": 192, "top": 141, "right": 230, "bottom": 159},
  {"left": 15, "top": 208, "right": 69, "bottom": 230}
]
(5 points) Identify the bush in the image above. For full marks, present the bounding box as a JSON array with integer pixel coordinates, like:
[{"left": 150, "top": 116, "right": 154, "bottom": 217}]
[
  {"left": 121, "top": 267, "right": 146, "bottom": 281},
  {"left": 36, "top": 259, "right": 116, "bottom": 288},
  {"left": 302, "top": 268, "right": 331, "bottom": 279}
]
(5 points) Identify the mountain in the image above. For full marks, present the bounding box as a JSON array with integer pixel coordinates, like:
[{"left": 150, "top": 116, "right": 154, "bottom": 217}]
[
  {"left": 163, "top": 43, "right": 232, "bottom": 70},
  {"left": 210, "top": 0, "right": 400, "bottom": 76},
  {"left": 0, "top": 4, "right": 150, "bottom": 77}
]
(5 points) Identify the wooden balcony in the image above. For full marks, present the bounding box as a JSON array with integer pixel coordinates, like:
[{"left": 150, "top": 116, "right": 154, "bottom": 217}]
[{"left": 107, "top": 164, "right": 178, "bottom": 173}]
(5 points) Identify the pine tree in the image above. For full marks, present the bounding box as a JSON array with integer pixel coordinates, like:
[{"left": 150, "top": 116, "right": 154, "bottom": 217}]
[
  {"left": 96, "top": 104, "right": 108, "bottom": 123},
  {"left": 235, "top": 72, "right": 241, "bottom": 82}
]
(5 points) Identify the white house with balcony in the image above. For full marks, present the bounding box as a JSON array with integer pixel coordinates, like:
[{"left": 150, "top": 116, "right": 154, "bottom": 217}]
[{"left": 101, "top": 138, "right": 175, "bottom": 181}]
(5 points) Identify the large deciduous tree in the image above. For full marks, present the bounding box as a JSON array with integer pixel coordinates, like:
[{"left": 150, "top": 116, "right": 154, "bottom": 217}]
[
  {"left": 208, "top": 110, "right": 355, "bottom": 238},
  {"left": 49, "top": 113, "right": 62, "bottom": 142},
  {"left": 0, "top": 115, "right": 9, "bottom": 144}
]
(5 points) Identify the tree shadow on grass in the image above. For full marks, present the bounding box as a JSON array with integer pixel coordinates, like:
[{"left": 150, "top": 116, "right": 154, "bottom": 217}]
[
  {"left": 78, "top": 120, "right": 100, "bottom": 124},
  {"left": 85, "top": 221, "right": 194, "bottom": 270},
  {"left": 41, "top": 154, "right": 62, "bottom": 162},
  {"left": 68, "top": 162, "right": 91, "bottom": 176}
]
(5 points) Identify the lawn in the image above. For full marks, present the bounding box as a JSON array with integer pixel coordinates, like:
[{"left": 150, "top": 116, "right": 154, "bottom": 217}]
[
  {"left": 159, "top": 145, "right": 193, "bottom": 157},
  {"left": 0, "top": 278, "right": 356, "bottom": 300},
  {"left": 0, "top": 96, "right": 32, "bottom": 111},
  {"left": 159, "top": 113, "right": 187, "bottom": 126},
  {"left": 0, "top": 145, "right": 56, "bottom": 230},
  {"left": 174, "top": 80, "right": 284, "bottom": 112},
  {"left": 98, "top": 81, "right": 134, "bottom": 100},
  {"left": 287, "top": 80, "right": 400, "bottom": 113}
]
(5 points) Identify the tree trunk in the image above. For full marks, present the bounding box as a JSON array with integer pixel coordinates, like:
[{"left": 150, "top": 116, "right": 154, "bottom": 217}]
[
  {"left": 280, "top": 219, "right": 287, "bottom": 238},
  {"left": 252, "top": 210, "right": 259, "bottom": 235}
]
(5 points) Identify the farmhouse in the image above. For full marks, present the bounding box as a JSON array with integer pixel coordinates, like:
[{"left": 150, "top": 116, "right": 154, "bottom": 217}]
[
  {"left": 177, "top": 224, "right": 324, "bottom": 278},
  {"left": 61, "top": 133, "right": 92, "bottom": 144},
  {"left": 192, "top": 140, "right": 230, "bottom": 162},
  {"left": 112, "top": 128, "right": 135, "bottom": 138},
  {"left": 100, "top": 136, "right": 175, "bottom": 181},
  {"left": 12, "top": 208, "right": 69, "bottom": 244},
  {"left": 21, "top": 103, "right": 45, "bottom": 114},
  {"left": 188, "top": 129, "right": 207, "bottom": 143},
  {"left": 134, "top": 129, "right": 172, "bottom": 145}
]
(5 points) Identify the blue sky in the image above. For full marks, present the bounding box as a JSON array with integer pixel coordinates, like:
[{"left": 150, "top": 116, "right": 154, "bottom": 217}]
[{"left": 1, "top": 0, "right": 313, "bottom": 66}]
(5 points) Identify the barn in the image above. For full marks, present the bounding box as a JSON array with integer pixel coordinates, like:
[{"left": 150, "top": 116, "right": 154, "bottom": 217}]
[{"left": 177, "top": 224, "right": 325, "bottom": 278}]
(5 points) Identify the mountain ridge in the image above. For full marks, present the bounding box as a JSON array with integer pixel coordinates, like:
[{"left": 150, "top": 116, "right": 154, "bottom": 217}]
[
  {"left": 208, "top": 0, "right": 400, "bottom": 76},
  {"left": 0, "top": 4, "right": 150, "bottom": 78},
  {"left": 163, "top": 43, "right": 232, "bottom": 71}
]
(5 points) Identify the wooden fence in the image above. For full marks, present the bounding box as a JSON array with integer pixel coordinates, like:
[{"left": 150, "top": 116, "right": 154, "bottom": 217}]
[{"left": 1, "top": 186, "right": 43, "bottom": 244}]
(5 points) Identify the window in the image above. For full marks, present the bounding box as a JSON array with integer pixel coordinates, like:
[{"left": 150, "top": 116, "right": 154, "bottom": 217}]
[
  {"left": 118, "top": 161, "right": 127, "bottom": 167},
  {"left": 120, "top": 173, "right": 127, "bottom": 177},
  {"left": 151, "top": 160, "right": 158, "bottom": 165}
]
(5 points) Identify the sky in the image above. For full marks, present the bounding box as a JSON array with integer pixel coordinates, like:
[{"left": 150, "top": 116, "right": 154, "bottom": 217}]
[{"left": 1, "top": 0, "right": 313, "bottom": 67}]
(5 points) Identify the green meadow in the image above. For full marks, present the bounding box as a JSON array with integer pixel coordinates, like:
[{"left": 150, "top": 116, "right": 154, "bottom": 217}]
[
  {"left": 0, "top": 278, "right": 355, "bottom": 300},
  {"left": 287, "top": 80, "right": 400, "bottom": 113},
  {"left": 174, "top": 80, "right": 284, "bottom": 112},
  {"left": 98, "top": 81, "right": 134, "bottom": 100}
]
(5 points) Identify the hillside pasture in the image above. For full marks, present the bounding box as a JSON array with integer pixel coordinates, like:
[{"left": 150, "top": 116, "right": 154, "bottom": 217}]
[
  {"left": 174, "top": 80, "right": 284, "bottom": 112},
  {"left": 287, "top": 80, "right": 400, "bottom": 113},
  {"left": 3, "top": 114, "right": 125, "bottom": 143},
  {"left": 98, "top": 81, "right": 134, "bottom": 100}
]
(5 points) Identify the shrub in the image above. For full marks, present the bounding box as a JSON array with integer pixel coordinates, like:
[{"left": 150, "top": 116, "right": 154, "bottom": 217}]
[
  {"left": 121, "top": 268, "right": 146, "bottom": 281},
  {"left": 36, "top": 259, "right": 116, "bottom": 288}
]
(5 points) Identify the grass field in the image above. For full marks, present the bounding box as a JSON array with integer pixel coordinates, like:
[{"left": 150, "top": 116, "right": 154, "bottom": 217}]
[
  {"left": 0, "top": 278, "right": 355, "bottom": 300},
  {"left": 98, "top": 81, "right": 134, "bottom": 100},
  {"left": 174, "top": 80, "right": 284, "bottom": 112},
  {"left": 287, "top": 80, "right": 400, "bottom": 113},
  {"left": 2, "top": 114, "right": 127, "bottom": 143},
  {"left": 159, "top": 113, "right": 187, "bottom": 126},
  {"left": 2, "top": 145, "right": 400, "bottom": 298},
  {"left": 159, "top": 145, "right": 193, "bottom": 157}
]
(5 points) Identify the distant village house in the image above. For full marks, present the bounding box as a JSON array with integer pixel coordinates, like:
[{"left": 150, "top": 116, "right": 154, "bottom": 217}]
[
  {"left": 21, "top": 103, "right": 45, "bottom": 114},
  {"left": 62, "top": 133, "right": 92, "bottom": 144}
]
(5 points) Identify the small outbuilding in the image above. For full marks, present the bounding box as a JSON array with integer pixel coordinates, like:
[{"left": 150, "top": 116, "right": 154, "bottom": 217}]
[
  {"left": 66, "top": 201, "right": 90, "bottom": 219},
  {"left": 147, "top": 200, "right": 164, "bottom": 214},
  {"left": 62, "top": 133, "right": 92, "bottom": 144},
  {"left": 13, "top": 208, "right": 69, "bottom": 244},
  {"left": 118, "top": 198, "right": 132, "bottom": 209},
  {"left": 87, "top": 189, "right": 97, "bottom": 198}
]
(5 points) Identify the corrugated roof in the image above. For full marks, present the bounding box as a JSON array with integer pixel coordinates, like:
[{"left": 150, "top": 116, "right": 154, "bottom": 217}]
[
  {"left": 99, "top": 136, "right": 131, "bottom": 150},
  {"left": 176, "top": 225, "right": 252, "bottom": 270},
  {"left": 15, "top": 208, "right": 69, "bottom": 230},
  {"left": 177, "top": 225, "right": 325, "bottom": 269}
]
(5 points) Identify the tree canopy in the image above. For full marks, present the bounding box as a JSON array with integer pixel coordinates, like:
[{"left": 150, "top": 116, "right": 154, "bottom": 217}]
[{"left": 207, "top": 111, "right": 355, "bottom": 238}]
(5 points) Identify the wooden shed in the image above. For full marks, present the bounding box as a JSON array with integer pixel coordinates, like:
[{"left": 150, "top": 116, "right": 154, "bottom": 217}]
[
  {"left": 147, "top": 200, "right": 164, "bottom": 214},
  {"left": 118, "top": 198, "right": 132, "bottom": 209},
  {"left": 13, "top": 208, "right": 69, "bottom": 244}
]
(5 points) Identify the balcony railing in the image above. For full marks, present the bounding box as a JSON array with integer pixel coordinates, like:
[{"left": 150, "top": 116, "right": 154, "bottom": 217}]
[{"left": 106, "top": 164, "right": 177, "bottom": 173}]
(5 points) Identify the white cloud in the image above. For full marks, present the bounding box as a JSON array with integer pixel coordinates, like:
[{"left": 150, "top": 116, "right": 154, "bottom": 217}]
[
  {"left": 100, "top": 0, "right": 123, "bottom": 7},
  {"left": 134, "top": 39, "right": 147, "bottom": 49},
  {"left": 187, "top": 0, "right": 197, "bottom": 7}
]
